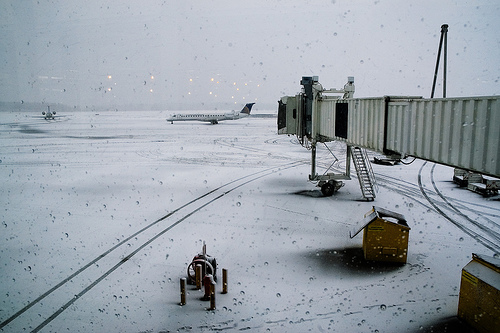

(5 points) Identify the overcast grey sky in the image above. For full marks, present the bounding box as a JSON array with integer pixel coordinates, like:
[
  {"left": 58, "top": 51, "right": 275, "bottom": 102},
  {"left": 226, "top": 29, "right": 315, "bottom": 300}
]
[{"left": 1, "top": 0, "right": 499, "bottom": 110}]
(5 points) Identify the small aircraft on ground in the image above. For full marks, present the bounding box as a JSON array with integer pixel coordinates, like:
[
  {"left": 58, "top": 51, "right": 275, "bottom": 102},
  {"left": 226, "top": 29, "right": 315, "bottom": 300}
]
[
  {"left": 42, "top": 106, "right": 56, "bottom": 120},
  {"left": 166, "top": 103, "right": 255, "bottom": 124}
]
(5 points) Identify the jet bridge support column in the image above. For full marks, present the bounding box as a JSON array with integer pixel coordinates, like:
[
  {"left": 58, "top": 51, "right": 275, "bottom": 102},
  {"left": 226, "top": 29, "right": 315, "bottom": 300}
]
[
  {"left": 311, "top": 148, "right": 350, "bottom": 196},
  {"left": 310, "top": 143, "right": 317, "bottom": 181}
]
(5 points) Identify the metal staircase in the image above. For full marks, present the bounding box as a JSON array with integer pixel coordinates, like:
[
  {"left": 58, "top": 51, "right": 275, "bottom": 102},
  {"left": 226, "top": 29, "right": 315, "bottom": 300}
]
[{"left": 350, "top": 146, "right": 376, "bottom": 201}]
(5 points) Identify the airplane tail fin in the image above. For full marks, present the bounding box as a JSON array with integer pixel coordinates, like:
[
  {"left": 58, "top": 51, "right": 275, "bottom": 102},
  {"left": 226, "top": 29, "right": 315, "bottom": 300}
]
[{"left": 240, "top": 103, "right": 255, "bottom": 115}]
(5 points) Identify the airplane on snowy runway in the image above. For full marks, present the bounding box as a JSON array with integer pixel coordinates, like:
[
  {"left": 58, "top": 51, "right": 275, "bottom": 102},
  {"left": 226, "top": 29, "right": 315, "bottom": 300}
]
[
  {"left": 166, "top": 103, "right": 255, "bottom": 124},
  {"left": 42, "top": 106, "right": 56, "bottom": 120}
]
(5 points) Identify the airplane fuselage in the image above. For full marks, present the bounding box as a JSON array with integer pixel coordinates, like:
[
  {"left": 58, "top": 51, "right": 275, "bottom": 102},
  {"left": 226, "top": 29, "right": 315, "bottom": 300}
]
[
  {"left": 167, "top": 111, "right": 242, "bottom": 124},
  {"left": 167, "top": 103, "right": 255, "bottom": 124}
]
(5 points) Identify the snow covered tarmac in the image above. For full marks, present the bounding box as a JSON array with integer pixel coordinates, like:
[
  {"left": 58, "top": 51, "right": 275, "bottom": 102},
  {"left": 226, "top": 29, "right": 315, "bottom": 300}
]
[{"left": 1, "top": 110, "right": 498, "bottom": 332}]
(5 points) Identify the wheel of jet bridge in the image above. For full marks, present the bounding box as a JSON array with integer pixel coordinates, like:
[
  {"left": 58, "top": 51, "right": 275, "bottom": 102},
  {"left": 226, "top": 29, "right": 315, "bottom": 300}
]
[{"left": 321, "top": 182, "right": 335, "bottom": 197}]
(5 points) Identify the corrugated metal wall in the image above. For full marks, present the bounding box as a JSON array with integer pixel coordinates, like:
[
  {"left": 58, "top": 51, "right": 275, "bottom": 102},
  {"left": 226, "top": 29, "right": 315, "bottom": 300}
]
[
  {"left": 315, "top": 95, "right": 500, "bottom": 177},
  {"left": 386, "top": 96, "right": 500, "bottom": 177},
  {"left": 317, "top": 97, "right": 392, "bottom": 151},
  {"left": 349, "top": 98, "right": 386, "bottom": 151}
]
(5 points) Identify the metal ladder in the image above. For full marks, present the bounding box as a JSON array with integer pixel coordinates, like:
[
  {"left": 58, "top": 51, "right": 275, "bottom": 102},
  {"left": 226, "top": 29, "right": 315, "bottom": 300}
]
[{"left": 350, "top": 146, "right": 376, "bottom": 201}]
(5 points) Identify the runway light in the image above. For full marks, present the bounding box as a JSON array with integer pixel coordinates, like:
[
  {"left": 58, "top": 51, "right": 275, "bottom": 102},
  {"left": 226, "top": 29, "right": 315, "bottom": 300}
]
[
  {"left": 107, "top": 75, "right": 112, "bottom": 79},
  {"left": 151, "top": 75, "right": 155, "bottom": 80}
]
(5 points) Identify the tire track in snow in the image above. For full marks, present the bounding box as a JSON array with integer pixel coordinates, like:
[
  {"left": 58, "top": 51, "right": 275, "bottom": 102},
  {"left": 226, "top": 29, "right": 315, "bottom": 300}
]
[
  {"left": 374, "top": 162, "right": 499, "bottom": 252},
  {"left": 0, "top": 161, "right": 305, "bottom": 332},
  {"left": 356, "top": 160, "right": 500, "bottom": 253},
  {"left": 418, "top": 162, "right": 500, "bottom": 253},
  {"left": 294, "top": 143, "right": 499, "bottom": 252},
  {"left": 428, "top": 163, "right": 500, "bottom": 247},
  {"left": 429, "top": 165, "right": 500, "bottom": 221}
]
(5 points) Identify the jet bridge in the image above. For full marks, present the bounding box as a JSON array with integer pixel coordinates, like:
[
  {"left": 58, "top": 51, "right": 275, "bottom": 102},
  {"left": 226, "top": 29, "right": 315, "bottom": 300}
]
[{"left": 278, "top": 76, "right": 500, "bottom": 199}]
